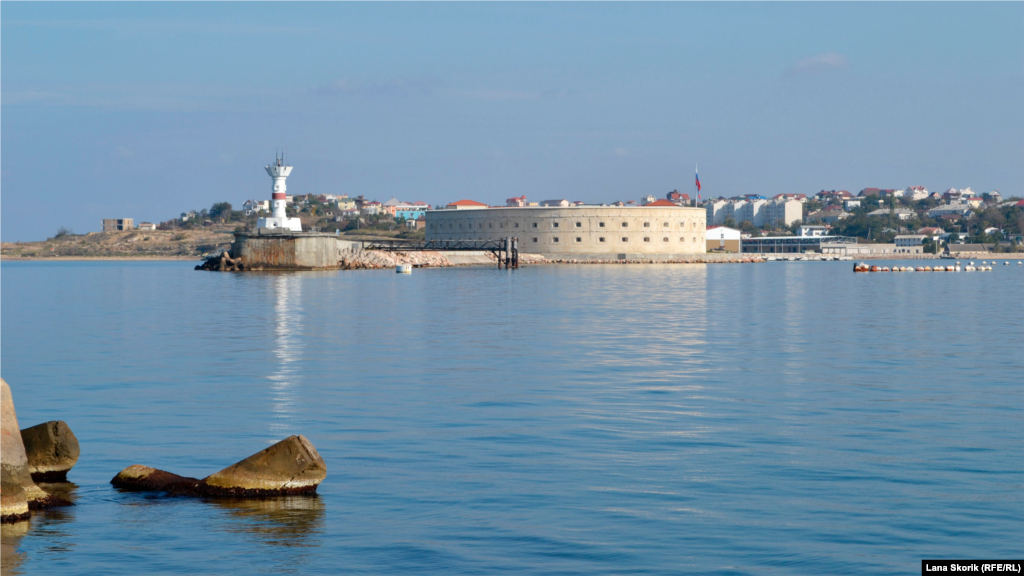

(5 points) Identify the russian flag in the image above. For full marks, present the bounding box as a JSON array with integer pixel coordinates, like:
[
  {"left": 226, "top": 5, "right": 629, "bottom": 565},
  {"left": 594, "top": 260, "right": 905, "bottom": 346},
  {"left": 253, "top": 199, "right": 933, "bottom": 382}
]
[{"left": 695, "top": 166, "right": 701, "bottom": 199}]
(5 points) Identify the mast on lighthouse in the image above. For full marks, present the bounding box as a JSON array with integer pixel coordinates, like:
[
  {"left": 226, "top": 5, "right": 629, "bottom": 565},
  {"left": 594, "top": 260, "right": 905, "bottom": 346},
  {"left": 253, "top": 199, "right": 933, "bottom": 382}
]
[{"left": 257, "top": 152, "right": 303, "bottom": 232}]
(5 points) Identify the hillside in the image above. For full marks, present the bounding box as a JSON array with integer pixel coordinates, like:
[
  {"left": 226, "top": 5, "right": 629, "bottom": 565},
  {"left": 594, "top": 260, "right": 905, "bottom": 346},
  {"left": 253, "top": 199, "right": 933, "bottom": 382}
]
[{"left": 1, "top": 228, "right": 237, "bottom": 260}]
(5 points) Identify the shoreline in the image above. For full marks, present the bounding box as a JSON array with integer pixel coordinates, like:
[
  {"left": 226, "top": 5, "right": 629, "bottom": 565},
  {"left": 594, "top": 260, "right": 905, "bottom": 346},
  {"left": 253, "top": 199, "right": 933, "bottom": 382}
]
[{"left": 2, "top": 256, "right": 200, "bottom": 262}]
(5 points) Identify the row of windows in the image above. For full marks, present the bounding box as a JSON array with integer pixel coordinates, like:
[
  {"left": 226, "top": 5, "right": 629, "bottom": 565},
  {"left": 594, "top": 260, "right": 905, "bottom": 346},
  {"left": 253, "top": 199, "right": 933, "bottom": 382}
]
[
  {"left": 430, "top": 220, "right": 700, "bottom": 230},
  {"left": 529, "top": 236, "right": 702, "bottom": 243}
]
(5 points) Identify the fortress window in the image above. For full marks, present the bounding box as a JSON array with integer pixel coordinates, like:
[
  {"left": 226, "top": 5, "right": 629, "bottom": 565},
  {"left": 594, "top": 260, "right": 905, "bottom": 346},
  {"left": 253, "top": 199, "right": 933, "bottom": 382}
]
[
  {"left": 663, "top": 237, "right": 669, "bottom": 242},
  {"left": 599, "top": 237, "right": 606, "bottom": 242},
  {"left": 553, "top": 222, "right": 559, "bottom": 228},
  {"left": 621, "top": 222, "right": 628, "bottom": 228},
  {"left": 575, "top": 222, "right": 582, "bottom": 228},
  {"left": 489, "top": 223, "right": 493, "bottom": 228},
  {"left": 621, "top": 237, "right": 629, "bottom": 242},
  {"left": 553, "top": 237, "right": 560, "bottom": 242},
  {"left": 680, "top": 237, "right": 685, "bottom": 242},
  {"left": 532, "top": 222, "right": 538, "bottom": 228},
  {"left": 692, "top": 237, "right": 697, "bottom": 243},
  {"left": 478, "top": 223, "right": 483, "bottom": 228},
  {"left": 663, "top": 222, "right": 669, "bottom": 227},
  {"left": 643, "top": 237, "right": 650, "bottom": 242},
  {"left": 575, "top": 237, "right": 582, "bottom": 243},
  {"left": 514, "top": 223, "right": 519, "bottom": 228},
  {"left": 499, "top": 223, "right": 503, "bottom": 228},
  {"left": 599, "top": 222, "right": 606, "bottom": 227},
  {"left": 532, "top": 237, "right": 538, "bottom": 242},
  {"left": 643, "top": 222, "right": 651, "bottom": 228}
]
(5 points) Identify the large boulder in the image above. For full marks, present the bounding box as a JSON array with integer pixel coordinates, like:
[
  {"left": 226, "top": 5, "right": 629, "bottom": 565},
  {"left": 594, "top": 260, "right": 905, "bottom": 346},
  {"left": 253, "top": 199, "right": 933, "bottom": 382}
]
[
  {"left": 200, "top": 435, "right": 327, "bottom": 496},
  {"left": 1, "top": 379, "right": 51, "bottom": 507},
  {"left": 21, "top": 421, "right": 80, "bottom": 482},
  {"left": 111, "top": 435, "right": 327, "bottom": 497}
]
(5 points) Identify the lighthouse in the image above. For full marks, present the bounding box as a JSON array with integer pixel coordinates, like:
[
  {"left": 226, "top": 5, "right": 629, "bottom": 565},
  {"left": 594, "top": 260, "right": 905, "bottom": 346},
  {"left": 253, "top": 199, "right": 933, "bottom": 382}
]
[{"left": 257, "top": 153, "right": 303, "bottom": 232}]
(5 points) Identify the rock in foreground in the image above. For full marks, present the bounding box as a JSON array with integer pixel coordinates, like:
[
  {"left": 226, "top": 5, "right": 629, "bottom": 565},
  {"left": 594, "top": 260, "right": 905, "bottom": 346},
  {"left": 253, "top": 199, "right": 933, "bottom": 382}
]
[
  {"left": 1, "top": 379, "right": 71, "bottom": 519},
  {"left": 111, "top": 435, "right": 327, "bottom": 497},
  {"left": 201, "top": 435, "right": 327, "bottom": 496},
  {"left": 21, "top": 421, "right": 81, "bottom": 482},
  {"left": 110, "top": 465, "right": 200, "bottom": 493},
  {"left": 1, "top": 481, "right": 29, "bottom": 524}
]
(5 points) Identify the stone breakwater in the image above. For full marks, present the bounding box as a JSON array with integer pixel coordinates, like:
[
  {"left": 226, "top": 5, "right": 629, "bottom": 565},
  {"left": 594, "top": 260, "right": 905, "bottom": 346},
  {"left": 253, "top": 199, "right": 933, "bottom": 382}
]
[
  {"left": 339, "top": 249, "right": 455, "bottom": 270},
  {"left": 340, "top": 251, "right": 763, "bottom": 270}
]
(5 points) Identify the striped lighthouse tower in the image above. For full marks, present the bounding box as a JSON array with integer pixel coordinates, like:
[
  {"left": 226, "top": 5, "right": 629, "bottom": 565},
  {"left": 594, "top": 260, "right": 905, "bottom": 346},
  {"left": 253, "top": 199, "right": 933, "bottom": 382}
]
[{"left": 257, "top": 153, "right": 303, "bottom": 232}]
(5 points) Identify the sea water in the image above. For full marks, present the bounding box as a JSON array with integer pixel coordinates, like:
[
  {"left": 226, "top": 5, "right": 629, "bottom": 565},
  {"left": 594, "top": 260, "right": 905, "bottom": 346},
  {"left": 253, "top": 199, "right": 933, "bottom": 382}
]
[{"left": 1, "top": 260, "right": 1021, "bottom": 575}]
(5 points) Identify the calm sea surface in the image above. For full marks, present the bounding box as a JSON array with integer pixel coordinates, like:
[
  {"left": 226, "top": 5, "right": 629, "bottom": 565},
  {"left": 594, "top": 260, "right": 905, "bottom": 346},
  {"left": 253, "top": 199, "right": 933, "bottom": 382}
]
[{"left": 1, "top": 260, "right": 1021, "bottom": 575}]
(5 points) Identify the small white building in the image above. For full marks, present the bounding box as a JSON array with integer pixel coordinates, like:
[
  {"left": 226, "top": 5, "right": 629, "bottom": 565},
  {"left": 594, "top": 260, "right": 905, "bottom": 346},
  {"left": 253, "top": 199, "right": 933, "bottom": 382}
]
[
  {"left": 706, "top": 226, "right": 742, "bottom": 252},
  {"left": 798, "top": 225, "right": 830, "bottom": 237},
  {"left": 843, "top": 198, "right": 862, "bottom": 210},
  {"left": 137, "top": 222, "right": 157, "bottom": 231},
  {"left": 894, "top": 234, "right": 926, "bottom": 254}
]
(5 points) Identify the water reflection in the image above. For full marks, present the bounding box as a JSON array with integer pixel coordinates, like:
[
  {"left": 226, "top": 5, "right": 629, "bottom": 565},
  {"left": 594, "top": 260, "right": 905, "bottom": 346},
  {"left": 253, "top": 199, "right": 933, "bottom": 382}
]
[
  {"left": 268, "top": 274, "right": 303, "bottom": 437},
  {"left": 1, "top": 518, "right": 30, "bottom": 575},
  {"left": 208, "top": 495, "right": 325, "bottom": 548}
]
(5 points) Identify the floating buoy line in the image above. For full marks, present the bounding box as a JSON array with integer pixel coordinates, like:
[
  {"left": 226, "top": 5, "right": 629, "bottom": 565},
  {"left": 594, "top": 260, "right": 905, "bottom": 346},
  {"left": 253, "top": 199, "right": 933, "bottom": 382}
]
[{"left": 852, "top": 260, "right": 1021, "bottom": 273}]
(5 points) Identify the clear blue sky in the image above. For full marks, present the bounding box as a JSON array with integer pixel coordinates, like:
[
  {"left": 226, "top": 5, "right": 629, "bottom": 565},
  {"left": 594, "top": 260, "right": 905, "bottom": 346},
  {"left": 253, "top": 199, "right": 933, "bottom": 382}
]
[{"left": 2, "top": 2, "right": 1021, "bottom": 241}]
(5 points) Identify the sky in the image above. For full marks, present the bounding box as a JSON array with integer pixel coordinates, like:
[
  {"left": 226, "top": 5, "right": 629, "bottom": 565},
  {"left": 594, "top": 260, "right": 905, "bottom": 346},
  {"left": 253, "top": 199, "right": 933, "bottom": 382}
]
[{"left": 2, "top": 2, "right": 1022, "bottom": 242}]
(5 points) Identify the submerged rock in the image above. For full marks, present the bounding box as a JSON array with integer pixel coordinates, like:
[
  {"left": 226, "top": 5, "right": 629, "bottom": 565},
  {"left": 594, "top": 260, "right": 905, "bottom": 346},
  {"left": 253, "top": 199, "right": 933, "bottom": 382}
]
[
  {"left": 111, "top": 465, "right": 200, "bottom": 493},
  {"left": 111, "top": 435, "right": 327, "bottom": 497},
  {"left": 21, "top": 421, "right": 81, "bottom": 482}
]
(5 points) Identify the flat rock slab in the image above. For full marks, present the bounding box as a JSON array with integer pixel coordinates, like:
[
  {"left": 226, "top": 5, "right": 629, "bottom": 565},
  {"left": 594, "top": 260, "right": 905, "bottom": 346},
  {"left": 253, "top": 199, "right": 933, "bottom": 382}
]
[
  {"left": 21, "top": 421, "right": 80, "bottom": 482},
  {"left": 111, "top": 435, "right": 327, "bottom": 498}
]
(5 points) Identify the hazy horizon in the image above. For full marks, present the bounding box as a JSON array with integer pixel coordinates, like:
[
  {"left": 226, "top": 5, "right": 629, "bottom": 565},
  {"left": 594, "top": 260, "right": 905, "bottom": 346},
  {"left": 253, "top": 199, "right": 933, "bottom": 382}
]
[{"left": 3, "top": 2, "right": 1022, "bottom": 241}]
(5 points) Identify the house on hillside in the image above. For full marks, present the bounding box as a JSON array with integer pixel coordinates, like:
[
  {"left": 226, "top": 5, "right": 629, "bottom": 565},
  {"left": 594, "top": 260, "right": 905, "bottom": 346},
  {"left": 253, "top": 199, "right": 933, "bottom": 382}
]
[{"left": 446, "top": 199, "right": 489, "bottom": 210}]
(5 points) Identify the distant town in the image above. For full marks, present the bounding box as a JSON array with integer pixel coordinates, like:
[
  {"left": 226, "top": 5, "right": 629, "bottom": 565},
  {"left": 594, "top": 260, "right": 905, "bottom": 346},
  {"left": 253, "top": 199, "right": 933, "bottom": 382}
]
[{"left": 144, "top": 185, "right": 1022, "bottom": 256}]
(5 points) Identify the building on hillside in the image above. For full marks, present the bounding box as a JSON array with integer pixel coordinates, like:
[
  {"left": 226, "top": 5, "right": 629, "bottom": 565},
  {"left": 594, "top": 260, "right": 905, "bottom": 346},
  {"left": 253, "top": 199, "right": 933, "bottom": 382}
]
[
  {"left": 905, "top": 186, "right": 929, "bottom": 201},
  {"left": 819, "top": 243, "right": 897, "bottom": 256},
  {"left": 707, "top": 197, "right": 801, "bottom": 227},
  {"left": 667, "top": 190, "right": 690, "bottom": 204},
  {"left": 894, "top": 235, "right": 926, "bottom": 254},
  {"left": 137, "top": 222, "right": 157, "bottom": 231},
  {"left": 446, "top": 199, "right": 489, "bottom": 210},
  {"left": 425, "top": 205, "right": 706, "bottom": 255},
  {"left": 396, "top": 203, "right": 429, "bottom": 221},
  {"left": 361, "top": 201, "right": 382, "bottom": 216},
  {"left": 540, "top": 199, "right": 570, "bottom": 207},
  {"left": 798, "top": 225, "right": 830, "bottom": 237},
  {"left": 806, "top": 209, "right": 851, "bottom": 224},
  {"left": 917, "top": 227, "right": 943, "bottom": 241},
  {"left": 927, "top": 204, "right": 973, "bottom": 219},
  {"left": 859, "top": 188, "right": 882, "bottom": 197},
  {"left": 946, "top": 244, "right": 993, "bottom": 256},
  {"left": 868, "top": 208, "right": 916, "bottom": 221},
  {"left": 506, "top": 195, "right": 527, "bottom": 207},
  {"left": 843, "top": 198, "right": 862, "bottom": 210},
  {"left": 706, "top": 226, "right": 742, "bottom": 252},
  {"left": 102, "top": 218, "right": 134, "bottom": 232}
]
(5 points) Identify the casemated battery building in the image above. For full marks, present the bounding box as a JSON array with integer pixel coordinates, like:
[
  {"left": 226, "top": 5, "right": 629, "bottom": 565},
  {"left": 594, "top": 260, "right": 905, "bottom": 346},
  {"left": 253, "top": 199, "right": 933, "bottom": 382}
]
[{"left": 425, "top": 201, "right": 706, "bottom": 256}]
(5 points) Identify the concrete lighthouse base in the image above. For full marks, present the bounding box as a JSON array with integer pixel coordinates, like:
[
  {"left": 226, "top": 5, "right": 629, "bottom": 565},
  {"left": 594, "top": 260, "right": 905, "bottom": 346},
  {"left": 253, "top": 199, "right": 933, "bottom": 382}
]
[{"left": 230, "top": 230, "right": 362, "bottom": 270}]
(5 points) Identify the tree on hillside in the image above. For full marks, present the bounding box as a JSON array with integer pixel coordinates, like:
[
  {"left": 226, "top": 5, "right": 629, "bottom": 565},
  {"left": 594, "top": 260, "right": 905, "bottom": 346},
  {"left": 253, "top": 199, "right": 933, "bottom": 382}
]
[{"left": 209, "top": 202, "right": 233, "bottom": 221}]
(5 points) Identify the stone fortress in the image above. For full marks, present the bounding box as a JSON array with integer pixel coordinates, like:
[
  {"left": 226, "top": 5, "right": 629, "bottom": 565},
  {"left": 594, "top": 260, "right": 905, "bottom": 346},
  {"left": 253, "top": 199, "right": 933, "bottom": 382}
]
[{"left": 425, "top": 205, "right": 707, "bottom": 256}]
